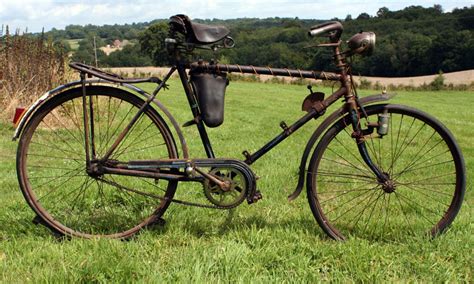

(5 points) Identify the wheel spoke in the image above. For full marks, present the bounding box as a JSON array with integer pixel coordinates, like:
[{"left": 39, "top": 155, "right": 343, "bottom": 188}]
[
  {"left": 330, "top": 185, "right": 379, "bottom": 221},
  {"left": 400, "top": 183, "right": 451, "bottom": 208},
  {"left": 395, "top": 192, "right": 437, "bottom": 227},
  {"left": 320, "top": 182, "right": 380, "bottom": 204},
  {"left": 324, "top": 185, "right": 378, "bottom": 216}
]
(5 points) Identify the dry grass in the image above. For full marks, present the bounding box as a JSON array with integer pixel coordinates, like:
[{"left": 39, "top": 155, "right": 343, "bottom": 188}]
[{"left": 0, "top": 26, "right": 69, "bottom": 122}]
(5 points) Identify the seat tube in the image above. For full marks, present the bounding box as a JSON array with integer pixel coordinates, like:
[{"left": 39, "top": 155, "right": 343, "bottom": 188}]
[{"left": 177, "top": 64, "right": 216, "bottom": 158}]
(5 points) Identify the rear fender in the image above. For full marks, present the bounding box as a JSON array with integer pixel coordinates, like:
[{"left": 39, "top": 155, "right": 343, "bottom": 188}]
[
  {"left": 12, "top": 80, "right": 189, "bottom": 158},
  {"left": 288, "top": 93, "right": 396, "bottom": 201}
]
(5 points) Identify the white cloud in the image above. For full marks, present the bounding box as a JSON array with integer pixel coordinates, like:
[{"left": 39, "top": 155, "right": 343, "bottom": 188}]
[{"left": 0, "top": 0, "right": 471, "bottom": 32}]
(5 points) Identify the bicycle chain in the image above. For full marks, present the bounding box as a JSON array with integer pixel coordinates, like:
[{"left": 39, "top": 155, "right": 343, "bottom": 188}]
[
  {"left": 170, "top": 197, "right": 239, "bottom": 210},
  {"left": 98, "top": 177, "right": 233, "bottom": 210}
]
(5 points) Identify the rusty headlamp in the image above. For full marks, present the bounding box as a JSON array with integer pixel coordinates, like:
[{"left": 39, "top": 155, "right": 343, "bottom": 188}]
[{"left": 347, "top": 32, "right": 376, "bottom": 56}]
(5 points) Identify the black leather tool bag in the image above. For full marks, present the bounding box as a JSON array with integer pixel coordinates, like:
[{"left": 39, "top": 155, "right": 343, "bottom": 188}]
[{"left": 190, "top": 72, "right": 229, "bottom": 127}]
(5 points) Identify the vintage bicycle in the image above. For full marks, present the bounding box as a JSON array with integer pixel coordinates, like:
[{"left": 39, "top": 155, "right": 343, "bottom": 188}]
[{"left": 13, "top": 15, "right": 466, "bottom": 240}]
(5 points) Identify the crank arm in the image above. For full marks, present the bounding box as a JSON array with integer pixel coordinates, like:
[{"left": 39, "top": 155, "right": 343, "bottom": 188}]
[{"left": 193, "top": 167, "right": 230, "bottom": 190}]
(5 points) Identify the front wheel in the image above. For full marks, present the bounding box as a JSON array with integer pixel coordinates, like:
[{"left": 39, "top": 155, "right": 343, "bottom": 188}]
[{"left": 307, "top": 104, "right": 465, "bottom": 241}]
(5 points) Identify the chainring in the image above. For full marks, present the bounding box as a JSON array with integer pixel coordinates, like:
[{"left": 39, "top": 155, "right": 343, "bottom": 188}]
[{"left": 203, "top": 167, "right": 248, "bottom": 209}]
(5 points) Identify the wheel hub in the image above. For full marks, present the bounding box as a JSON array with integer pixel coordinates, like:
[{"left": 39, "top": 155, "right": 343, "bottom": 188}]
[
  {"left": 382, "top": 179, "right": 396, "bottom": 193},
  {"left": 86, "top": 160, "right": 104, "bottom": 178}
]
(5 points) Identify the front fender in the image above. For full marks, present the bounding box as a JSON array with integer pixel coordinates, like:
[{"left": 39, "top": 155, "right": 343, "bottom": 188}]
[{"left": 288, "top": 93, "right": 396, "bottom": 201}]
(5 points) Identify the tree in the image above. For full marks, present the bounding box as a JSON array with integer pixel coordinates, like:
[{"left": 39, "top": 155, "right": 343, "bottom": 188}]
[
  {"left": 139, "top": 22, "right": 169, "bottom": 66},
  {"left": 377, "top": 7, "right": 390, "bottom": 18},
  {"left": 65, "top": 25, "right": 86, "bottom": 39},
  {"left": 71, "top": 35, "right": 107, "bottom": 66},
  {"left": 102, "top": 44, "right": 153, "bottom": 67},
  {"left": 357, "top": 13, "right": 371, "bottom": 20}
]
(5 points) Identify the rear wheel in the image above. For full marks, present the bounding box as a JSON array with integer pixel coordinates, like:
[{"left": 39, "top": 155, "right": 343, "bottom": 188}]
[
  {"left": 17, "top": 86, "right": 178, "bottom": 238},
  {"left": 307, "top": 104, "right": 465, "bottom": 240}
]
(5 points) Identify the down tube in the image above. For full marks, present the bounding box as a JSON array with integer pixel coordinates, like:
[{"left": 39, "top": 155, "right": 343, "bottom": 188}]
[{"left": 244, "top": 86, "right": 347, "bottom": 165}]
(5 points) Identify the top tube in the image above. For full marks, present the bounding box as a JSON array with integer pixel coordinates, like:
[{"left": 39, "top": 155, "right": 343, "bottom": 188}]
[{"left": 187, "top": 62, "right": 342, "bottom": 82}]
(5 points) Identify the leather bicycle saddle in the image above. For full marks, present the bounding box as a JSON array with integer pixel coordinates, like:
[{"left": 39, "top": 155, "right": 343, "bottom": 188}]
[{"left": 170, "top": 14, "right": 230, "bottom": 44}]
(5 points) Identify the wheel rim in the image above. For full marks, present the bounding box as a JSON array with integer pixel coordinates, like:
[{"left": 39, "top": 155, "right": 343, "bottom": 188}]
[
  {"left": 310, "top": 105, "right": 463, "bottom": 240},
  {"left": 18, "top": 89, "right": 177, "bottom": 238}
]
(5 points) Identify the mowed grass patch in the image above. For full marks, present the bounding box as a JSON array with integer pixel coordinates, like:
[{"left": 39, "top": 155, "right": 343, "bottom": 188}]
[
  {"left": 65, "top": 39, "right": 81, "bottom": 51},
  {"left": 0, "top": 79, "right": 472, "bottom": 282}
]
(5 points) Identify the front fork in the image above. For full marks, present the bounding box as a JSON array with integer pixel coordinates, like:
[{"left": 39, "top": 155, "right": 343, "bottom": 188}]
[{"left": 349, "top": 103, "right": 389, "bottom": 183}]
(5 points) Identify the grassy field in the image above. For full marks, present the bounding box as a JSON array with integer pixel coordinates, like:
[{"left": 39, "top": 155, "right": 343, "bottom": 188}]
[{"left": 0, "top": 79, "right": 472, "bottom": 282}]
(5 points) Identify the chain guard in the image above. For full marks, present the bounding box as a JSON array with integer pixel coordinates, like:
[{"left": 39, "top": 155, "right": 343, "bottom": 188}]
[{"left": 125, "top": 158, "right": 258, "bottom": 208}]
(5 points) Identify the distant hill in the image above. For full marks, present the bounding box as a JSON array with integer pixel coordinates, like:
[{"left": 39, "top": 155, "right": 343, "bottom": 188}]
[{"left": 44, "top": 5, "right": 474, "bottom": 77}]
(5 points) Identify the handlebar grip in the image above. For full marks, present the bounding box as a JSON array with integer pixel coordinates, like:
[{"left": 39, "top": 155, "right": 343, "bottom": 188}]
[{"left": 308, "top": 21, "right": 343, "bottom": 40}]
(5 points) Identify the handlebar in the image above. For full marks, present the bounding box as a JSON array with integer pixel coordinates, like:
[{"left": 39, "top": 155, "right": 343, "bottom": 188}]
[{"left": 308, "top": 21, "right": 343, "bottom": 42}]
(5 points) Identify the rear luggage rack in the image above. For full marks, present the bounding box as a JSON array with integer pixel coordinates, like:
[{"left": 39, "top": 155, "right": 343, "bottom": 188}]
[{"left": 69, "top": 62, "right": 164, "bottom": 85}]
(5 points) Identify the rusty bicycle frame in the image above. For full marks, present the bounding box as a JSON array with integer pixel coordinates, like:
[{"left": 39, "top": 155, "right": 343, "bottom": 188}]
[{"left": 61, "top": 30, "right": 391, "bottom": 206}]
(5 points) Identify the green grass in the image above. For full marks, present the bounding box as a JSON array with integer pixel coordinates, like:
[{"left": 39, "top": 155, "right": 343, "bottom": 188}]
[{"left": 0, "top": 80, "right": 472, "bottom": 282}]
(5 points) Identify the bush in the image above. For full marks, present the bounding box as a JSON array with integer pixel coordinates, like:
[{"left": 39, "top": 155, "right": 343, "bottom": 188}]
[
  {"left": 359, "top": 77, "right": 372, "bottom": 89},
  {"left": 430, "top": 71, "right": 445, "bottom": 91}
]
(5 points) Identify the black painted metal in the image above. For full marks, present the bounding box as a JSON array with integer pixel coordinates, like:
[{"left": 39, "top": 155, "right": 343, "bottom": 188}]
[
  {"left": 349, "top": 109, "right": 387, "bottom": 182},
  {"left": 89, "top": 87, "right": 97, "bottom": 159},
  {"left": 115, "top": 157, "right": 258, "bottom": 204},
  {"left": 245, "top": 87, "right": 347, "bottom": 165},
  {"left": 246, "top": 109, "right": 318, "bottom": 165}
]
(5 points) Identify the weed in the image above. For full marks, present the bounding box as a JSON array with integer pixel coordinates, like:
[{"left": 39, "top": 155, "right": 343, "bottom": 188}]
[{"left": 0, "top": 26, "right": 69, "bottom": 122}]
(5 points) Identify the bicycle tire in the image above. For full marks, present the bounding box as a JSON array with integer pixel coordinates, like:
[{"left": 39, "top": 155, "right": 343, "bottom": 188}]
[
  {"left": 307, "top": 104, "right": 465, "bottom": 241},
  {"left": 17, "top": 86, "right": 178, "bottom": 238}
]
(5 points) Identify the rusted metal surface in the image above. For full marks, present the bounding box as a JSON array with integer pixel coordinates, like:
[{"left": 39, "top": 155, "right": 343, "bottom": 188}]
[
  {"left": 302, "top": 92, "right": 325, "bottom": 113},
  {"left": 70, "top": 62, "right": 164, "bottom": 84},
  {"left": 189, "top": 62, "right": 341, "bottom": 81}
]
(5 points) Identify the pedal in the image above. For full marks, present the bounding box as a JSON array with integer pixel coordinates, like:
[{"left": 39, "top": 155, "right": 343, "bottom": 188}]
[
  {"left": 32, "top": 215, "right": 46, "bottom": 226},
  {"left": 248, "top": 190, "right": 263, "bottom": 204},
  {"left": 147, "top": 217, "right": 166, "bottom": 227},
  {"left": 182, "top": 120, "right": 197, "bottom": 127},
  {"left": 32, "top": 215, "right": 65, "bottom": 239}
]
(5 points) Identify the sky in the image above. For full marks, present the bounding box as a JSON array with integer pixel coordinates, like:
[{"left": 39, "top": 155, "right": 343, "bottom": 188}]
[{"left": 0, "top": 0, "right": 472, "bottom": 33}]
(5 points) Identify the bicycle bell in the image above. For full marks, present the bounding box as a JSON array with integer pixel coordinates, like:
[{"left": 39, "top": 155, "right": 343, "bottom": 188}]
[{"left": 347, "top": 32, "right": 376, "bottom": 56}]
